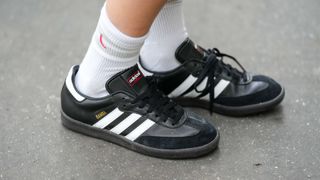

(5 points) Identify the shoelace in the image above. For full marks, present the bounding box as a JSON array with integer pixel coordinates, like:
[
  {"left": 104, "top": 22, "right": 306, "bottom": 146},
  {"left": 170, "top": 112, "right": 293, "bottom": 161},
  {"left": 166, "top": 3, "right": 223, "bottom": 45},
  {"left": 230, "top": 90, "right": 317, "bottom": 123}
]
[
  {"left": 208, "top": 48, "right": 247, "bottom": 80},
  {"left": 131, "top": 78, "right": 183, "bottom": 125},
  {"left": 191, "top": 48, "right": 247, "bottom": 113}
]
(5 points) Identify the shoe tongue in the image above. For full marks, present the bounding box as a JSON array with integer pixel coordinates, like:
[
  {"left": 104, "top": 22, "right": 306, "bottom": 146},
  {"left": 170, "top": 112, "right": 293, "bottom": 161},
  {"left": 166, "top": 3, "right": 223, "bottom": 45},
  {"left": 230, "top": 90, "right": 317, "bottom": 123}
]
[
  {"left": 175, "top": 38, "right": 206, "bottom": 64},
  {"left": 106, "top": 65, "right": 148, "bottom": 97}
]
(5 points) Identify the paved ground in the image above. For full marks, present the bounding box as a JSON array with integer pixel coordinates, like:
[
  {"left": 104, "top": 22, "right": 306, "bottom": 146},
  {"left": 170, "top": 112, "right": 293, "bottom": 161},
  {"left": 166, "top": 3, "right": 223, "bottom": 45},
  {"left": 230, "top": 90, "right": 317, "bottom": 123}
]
[{"left": 1, "top": 0, "right": 320, "bottom": 179}]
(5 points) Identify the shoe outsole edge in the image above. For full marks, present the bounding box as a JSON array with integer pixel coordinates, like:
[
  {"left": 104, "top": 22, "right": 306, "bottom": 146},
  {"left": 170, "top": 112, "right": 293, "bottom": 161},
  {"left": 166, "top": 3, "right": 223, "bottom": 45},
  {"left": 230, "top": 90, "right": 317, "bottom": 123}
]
[
  {"left": 60, "top": 111, "right": 219, "bottom": 159},
  {"left": 174, "top": 87, "right": 285, "bottom": 117}
]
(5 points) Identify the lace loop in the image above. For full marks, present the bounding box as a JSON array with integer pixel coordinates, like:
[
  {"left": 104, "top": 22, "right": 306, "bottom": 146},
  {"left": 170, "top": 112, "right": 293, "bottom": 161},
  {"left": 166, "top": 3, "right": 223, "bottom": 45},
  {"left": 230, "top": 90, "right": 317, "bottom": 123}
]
[
  {"left": 208, "top": 48, "right": 247, "bottom": 80},
  {"left": 189, "top": 48, "right": 248, "bottom": 113},
  {"left": 132, "top": 78, "right": 182, "bottom": 125}
]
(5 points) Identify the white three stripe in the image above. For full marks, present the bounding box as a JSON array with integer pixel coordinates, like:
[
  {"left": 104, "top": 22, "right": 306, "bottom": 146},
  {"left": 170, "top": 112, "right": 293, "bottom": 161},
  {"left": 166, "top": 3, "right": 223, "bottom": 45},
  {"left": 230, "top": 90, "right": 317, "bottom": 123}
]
[
  {"left": 92, "top": 108, "right": 123, "bottom": 129},
  {"left": 168, "top": 75, "right": 198, "bottom": 98},
  {"left": 125, "top": 119, "right": 155, "bottom": 141},
  {"left": 110, "top": 113, "right": 141, "bottom": 134},
  {"left": 92, "top": 109, "right": 155, "bottom": 141},
  {"left": 169, "top": 75, "right": 230, "bottom": 99},
  {"left": 201, "top": 79, "right": 230, "bottom": 100},
  {"left": 214, "top": 79, "right": 230, "bottom": 98},
  {"left": 184, "top": 77, "right": 208, "bottom": 98}
]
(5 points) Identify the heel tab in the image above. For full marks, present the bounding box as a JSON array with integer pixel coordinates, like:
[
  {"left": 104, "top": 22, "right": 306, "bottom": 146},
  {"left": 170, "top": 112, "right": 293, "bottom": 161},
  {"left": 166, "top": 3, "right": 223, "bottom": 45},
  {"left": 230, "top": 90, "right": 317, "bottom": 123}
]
[{"left": 65, "top": 65, "right": 85, "bottom": 102}]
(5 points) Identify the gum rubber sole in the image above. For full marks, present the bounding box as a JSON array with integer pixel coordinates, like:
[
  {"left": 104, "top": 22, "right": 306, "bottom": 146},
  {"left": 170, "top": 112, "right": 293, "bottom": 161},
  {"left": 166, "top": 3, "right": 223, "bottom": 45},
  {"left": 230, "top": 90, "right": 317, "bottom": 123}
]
[
  {"left": 174, "top": 87, "right": 285, "bottom": 117},
  {"left": 61, "top": 111, "right": 220, "bottom": 159}
]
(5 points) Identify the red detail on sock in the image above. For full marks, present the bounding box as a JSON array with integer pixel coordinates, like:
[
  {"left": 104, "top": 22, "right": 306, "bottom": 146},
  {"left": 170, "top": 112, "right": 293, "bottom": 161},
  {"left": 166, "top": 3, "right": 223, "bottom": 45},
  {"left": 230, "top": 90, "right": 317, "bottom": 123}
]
[
  {"left": 127, "top": 70, "right": 143, "bottom": 87},
  {"left": 100, "top": 34, "right": 107, "bottom": 49}
]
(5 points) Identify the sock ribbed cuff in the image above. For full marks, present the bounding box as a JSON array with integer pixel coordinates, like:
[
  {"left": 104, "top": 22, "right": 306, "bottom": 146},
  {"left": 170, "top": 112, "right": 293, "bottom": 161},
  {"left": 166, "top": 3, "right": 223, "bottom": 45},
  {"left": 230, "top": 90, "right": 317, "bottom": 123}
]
[
  {"left": 92, "top": 3, "right": 148, "bottom": 61},
  {"left": 140, "top": 0, "right": 188, "bottom": 72},
  {"left": 145, "top": 0, "right": 187, "bottom": 42},
  {"left": 98, "top": 4, "right": 148, "bottom": 50},
  {"left": 75, "top": 3, "right": 148, "bottom": 98}
]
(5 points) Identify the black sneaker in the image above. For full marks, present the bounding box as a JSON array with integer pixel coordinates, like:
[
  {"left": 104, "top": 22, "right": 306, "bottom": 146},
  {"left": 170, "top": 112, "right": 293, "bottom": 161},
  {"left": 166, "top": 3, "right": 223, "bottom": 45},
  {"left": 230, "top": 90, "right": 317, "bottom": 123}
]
[
  {"left": 138, "top": 38, "right": 285, "bottom": 116},
  {"left": 60, "top": 65, "right": 219, "bottom": 159}
]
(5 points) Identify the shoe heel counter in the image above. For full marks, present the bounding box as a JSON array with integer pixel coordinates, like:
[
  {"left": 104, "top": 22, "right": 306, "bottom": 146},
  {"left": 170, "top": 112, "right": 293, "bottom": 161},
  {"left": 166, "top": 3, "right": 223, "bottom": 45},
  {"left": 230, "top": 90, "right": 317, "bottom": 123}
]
[
  {"left": 60, "top": 83, "right": 75, "bottom": 114},
  {"left": 61, "top": 83, "right": 97, "bottom": 125},
  {"left": 61, "top": 65, "right": 87, "bottom": 112}
]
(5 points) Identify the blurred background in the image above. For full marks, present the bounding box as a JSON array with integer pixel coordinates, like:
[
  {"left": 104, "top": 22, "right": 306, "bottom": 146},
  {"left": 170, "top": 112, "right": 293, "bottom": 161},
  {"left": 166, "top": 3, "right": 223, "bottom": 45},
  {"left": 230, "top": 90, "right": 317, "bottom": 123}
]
[{"left": 0, "top": 0, "right": 319, "bottom": 179}]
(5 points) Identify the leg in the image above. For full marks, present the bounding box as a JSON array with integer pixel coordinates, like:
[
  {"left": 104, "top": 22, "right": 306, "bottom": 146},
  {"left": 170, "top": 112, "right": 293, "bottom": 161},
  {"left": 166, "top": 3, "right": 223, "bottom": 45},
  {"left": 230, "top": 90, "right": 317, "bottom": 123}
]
[
  {"left": 61, "top": 0, "right": 219, "bottom": 158},
  {"left": 107, "top": 0, "right": 166, "bottom": 37},
  {"left": 75, "top": 0, "right": 166, "bottom": 98},
  {"left": 140, "top": 0, "right": 188, "bottom": 72},
  {"left": 139, "top": 0, "right": 285, "bottom": 116}
]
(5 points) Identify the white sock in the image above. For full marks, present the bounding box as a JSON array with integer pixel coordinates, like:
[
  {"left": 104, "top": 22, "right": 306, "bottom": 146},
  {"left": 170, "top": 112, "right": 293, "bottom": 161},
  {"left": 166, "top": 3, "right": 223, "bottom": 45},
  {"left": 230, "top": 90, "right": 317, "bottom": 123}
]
[
  {"left": 140, "top": 0, "right": 188, "bottom": 72},
  {"left": 75, "top": 4, "right": 147, "bottom": 98}
]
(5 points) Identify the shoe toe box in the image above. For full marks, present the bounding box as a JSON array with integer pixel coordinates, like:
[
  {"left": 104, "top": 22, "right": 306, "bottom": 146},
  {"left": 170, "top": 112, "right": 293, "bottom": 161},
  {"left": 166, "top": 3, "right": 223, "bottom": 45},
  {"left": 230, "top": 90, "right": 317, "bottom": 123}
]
[
  {"left": 215, "top": 74, "right": 283, "bottom": 106},
  {"left": 252, "top": 75, "right": 283, "bottom": 100}
]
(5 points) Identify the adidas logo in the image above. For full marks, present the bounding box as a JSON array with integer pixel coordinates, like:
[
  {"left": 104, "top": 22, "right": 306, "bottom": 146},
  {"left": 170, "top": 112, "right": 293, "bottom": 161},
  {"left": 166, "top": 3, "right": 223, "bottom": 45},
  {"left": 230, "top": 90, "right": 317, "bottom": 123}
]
[{"left": 128, "top": 70, "right": 142, "bottom": 87}]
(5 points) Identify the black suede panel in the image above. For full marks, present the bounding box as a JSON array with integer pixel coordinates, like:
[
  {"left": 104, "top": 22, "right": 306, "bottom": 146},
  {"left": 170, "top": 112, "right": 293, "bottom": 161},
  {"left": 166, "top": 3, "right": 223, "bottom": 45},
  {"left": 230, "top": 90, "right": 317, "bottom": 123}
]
[
  {"left": 135, "top": 130, "right": 216, "bottom": 149},
  {"left": 135, "top": 112, "right": 217, "bottom": 149},
  {"left": 214, "top": 75, "right": 282, "bottom": 106}
]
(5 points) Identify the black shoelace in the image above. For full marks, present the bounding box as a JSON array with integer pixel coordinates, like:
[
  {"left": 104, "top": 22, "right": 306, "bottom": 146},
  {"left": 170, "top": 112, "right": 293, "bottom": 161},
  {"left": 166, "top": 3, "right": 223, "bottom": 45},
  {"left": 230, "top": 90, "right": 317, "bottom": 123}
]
[
  {"left": 191, "top": 48, "right": 247, "bottom": 113},
  {"left": 131, "top": 78, "right": 183, "bottom": 125}
]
